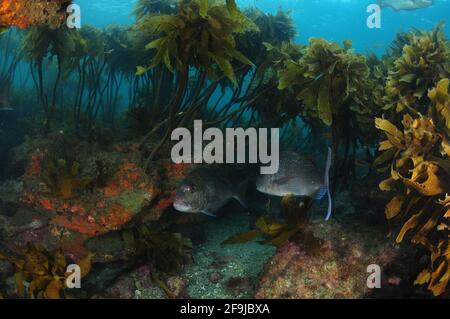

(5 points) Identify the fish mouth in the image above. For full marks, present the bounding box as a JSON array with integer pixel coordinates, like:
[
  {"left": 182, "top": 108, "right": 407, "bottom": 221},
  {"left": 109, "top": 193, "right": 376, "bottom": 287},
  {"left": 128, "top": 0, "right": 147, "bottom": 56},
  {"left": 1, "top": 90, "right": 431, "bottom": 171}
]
[
  {"left": 255, "top": 184, "right": 269, "bottom": 194},
  {"left": 173, "top": 201, "right": 192, "bottom": 212}
]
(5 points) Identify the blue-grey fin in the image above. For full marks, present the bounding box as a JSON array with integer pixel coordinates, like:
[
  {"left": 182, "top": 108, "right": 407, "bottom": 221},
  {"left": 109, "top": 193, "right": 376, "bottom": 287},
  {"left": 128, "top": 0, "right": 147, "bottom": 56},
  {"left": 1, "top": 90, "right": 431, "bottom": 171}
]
[
  {"left": 233, "top": 179, "right": 248, "bottom": 209},
  {"left": 313, "top": 186, "right": 327, "bottom": 200},
  {"left": 201, "top": 210, "right": 217, "bottom": 217},
  {"left": 323, "top": 146, "right": 333, "bottom": 221}
]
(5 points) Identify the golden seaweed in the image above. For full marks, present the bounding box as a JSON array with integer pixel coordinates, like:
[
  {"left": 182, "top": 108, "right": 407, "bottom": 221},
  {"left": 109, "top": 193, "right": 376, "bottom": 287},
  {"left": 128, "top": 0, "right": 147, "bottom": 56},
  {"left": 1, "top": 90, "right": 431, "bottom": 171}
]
[
  {"left": 375, "top": 79, "right": 450, "bottom": 295},
  {"left": 135, "top": 0, "right": 257, "bottom": 85},
  {"left": 0, "top": 244, "right": 93, "bottom": 299}
]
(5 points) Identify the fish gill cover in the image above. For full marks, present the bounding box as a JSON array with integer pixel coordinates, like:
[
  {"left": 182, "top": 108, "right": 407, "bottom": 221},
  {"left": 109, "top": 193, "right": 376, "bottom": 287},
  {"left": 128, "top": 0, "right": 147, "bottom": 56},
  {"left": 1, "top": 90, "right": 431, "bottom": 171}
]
[{"left": 0, "top": 0, "right": 448, "bottom": 300}]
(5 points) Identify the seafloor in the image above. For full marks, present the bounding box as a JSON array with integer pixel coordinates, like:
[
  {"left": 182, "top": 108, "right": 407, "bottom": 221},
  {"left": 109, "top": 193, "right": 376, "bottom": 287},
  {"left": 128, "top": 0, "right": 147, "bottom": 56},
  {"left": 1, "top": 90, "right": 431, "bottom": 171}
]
[{"left": 0, "top": 135, "right": 427, "bottom": 298}]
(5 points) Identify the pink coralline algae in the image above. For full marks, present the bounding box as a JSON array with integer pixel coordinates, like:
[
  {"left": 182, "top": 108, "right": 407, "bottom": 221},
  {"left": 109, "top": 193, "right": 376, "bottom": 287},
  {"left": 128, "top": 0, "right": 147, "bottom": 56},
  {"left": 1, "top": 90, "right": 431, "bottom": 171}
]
[{"left": 255, "top": 220, "right": 404, "bottom": 299}]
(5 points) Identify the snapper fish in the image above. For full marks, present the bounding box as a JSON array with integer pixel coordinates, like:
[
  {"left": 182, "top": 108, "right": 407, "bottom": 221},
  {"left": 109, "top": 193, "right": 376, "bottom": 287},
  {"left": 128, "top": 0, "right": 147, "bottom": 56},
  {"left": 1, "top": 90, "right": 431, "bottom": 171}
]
[
  {"left": 173, "top": 168, "right": 248, "bottom": 217},
  {"left": 256, "top": 147, "right": 333, "bottom": 220},
  {"left": 377, "top": 0, "right": 434, "bottom": 11}
]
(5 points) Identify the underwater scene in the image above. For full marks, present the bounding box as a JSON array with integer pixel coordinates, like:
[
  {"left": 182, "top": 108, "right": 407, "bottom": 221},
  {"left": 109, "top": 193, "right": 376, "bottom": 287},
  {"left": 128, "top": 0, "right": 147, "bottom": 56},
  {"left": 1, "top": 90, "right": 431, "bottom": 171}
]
[{"left": 0, "top": 0, "right": 449, "bottom": 301}]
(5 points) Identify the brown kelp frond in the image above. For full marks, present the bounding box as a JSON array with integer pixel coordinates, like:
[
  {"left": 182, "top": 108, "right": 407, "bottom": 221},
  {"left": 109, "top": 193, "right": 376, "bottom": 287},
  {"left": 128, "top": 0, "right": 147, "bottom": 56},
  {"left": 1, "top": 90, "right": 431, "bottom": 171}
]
[
  {"left": 245, "top": 7, "right": 295, "bottom": 44},
  {"left": 121, "top": 224, "right": 192, "bottom": 274},
  {"left": 135, "top": 0, "right": 257, "bottom": 84},
  {"left": 375, "top": 85, "right": 450, "bottom": 295},
  {"left": 41, "top": 158, "right": 93, "bottom": 199},
  {"left": 77, "top": 25, "right": 105, "bottom": 59},
  {"left": 386, "top": 30, "right": 412, "bottom": 61},
  {"left": 222, "top": 196, "right": 323, "bottom": 254},
  {"left": 0, "top": 244, "right": 93, "bottom": 299},
  {"left": 244, "top": 41, "right": 304, "bottom": 126},
  {"left": 22, "top": 25, "right": 84, "bottom": 66},
  {"left": 133, "top": 0, "right": 178, "bottom": 21},
  {"left": 384, "top": 24, "right": 450, "bottom": 114},
  {"left": 268, "top": 37, "right": 381, "bottom": 187},
  {"left": 234, "top": 8, "right": 296, "bottom": 69},
  {"left": 277, "top": 38, "right": 370, "bottom": 127},
  {"left": 21, "top": 25, "right": 85, "bottom": 131},
  {"left": 428, "top": 78, "right": 450, "bottom": 134}
]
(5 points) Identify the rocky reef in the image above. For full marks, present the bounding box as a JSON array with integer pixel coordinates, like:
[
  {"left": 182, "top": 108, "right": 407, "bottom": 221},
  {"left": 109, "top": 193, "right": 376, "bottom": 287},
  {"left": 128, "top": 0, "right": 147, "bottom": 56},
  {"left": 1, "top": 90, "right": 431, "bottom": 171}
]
[
  {"left": 0, "top": 0, "right": 449, "bottom": 299},
  {"left": 256, "top": 216, "right": 418, "bottom": 299}
]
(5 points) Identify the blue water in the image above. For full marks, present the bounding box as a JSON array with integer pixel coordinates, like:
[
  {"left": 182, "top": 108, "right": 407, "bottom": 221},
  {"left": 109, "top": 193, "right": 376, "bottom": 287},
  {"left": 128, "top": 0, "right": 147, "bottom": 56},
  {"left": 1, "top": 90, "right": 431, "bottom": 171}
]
[{"left": 74, "top": 0, "right": 450, "bottom": 55}]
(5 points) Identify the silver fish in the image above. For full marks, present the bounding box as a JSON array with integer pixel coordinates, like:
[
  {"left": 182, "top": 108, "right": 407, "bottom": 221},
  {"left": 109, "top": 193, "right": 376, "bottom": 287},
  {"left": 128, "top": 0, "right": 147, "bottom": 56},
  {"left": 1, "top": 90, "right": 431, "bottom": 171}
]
[
  {"left": 377, "top": 0, "right": 433, "bottom": 11},
  {"left": 173, "top": 168, "right": 247, "bottom": 217},
  {"left": 256, "top": 147, "right": 333, "bottom": 220}
]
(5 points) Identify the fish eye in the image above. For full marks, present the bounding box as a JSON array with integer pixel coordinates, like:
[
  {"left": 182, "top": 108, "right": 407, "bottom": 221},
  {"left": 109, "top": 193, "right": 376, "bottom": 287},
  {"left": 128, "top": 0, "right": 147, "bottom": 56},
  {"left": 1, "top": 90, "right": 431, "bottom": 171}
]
[{"left": 183, "top": 184, "right": 195, "bottom": 192}]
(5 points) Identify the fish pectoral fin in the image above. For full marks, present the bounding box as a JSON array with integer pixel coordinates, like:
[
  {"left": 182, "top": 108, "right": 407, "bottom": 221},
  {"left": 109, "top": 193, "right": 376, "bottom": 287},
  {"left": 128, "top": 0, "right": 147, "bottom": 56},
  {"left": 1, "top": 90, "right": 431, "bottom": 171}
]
[
  {"left": 274, "top": 176, "right": 293, "bottom": 184},
  {"left": 279, "top": 181, "right": 301, "bottom": 195},
  {"left": 234, "top": 179, "right": 249, "bottom": 209},
  {"left": 201, "top": 210, "right": 217, "bottom": 217}
]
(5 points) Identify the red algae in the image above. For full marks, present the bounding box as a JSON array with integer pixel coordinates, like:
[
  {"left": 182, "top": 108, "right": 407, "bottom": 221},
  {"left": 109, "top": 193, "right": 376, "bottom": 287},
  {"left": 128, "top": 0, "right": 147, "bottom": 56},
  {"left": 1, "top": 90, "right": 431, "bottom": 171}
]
[
  {"left": 102, "top": 159, "right": 145, "bottom": 196},
  {"left": 18, "top": 153, "right": 155, "bottom": 241},
  {"left": 165, "top": 162, "right": 189, "bottom": 180},
  {"left": 0, "top": 0, "right": 70, "bottom": 29},
  {"left": 99, "top": 203, "right": 133, "bottom": 229},
  {"left": 53, "top": 214, "right": 104, "bottom": 237},
  {"left": 156, "top": 191, "right": 176, "bottom": 210},
  {"left": 26, "top": 151, "right": 44, "bottom": 177}
]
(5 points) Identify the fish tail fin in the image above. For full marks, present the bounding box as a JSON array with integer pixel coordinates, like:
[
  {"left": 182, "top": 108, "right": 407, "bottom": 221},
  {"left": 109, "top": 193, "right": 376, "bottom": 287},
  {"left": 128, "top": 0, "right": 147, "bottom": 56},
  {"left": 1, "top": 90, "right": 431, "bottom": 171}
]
[
  {"left": 324, "top": 146, "right": 333, "bottom": 221},
  {"left": 233, "top": 179, "right": 248, "bottom": 209},
  {"left": 313, "top": 186, "right": 327, "bottom": 200}
]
